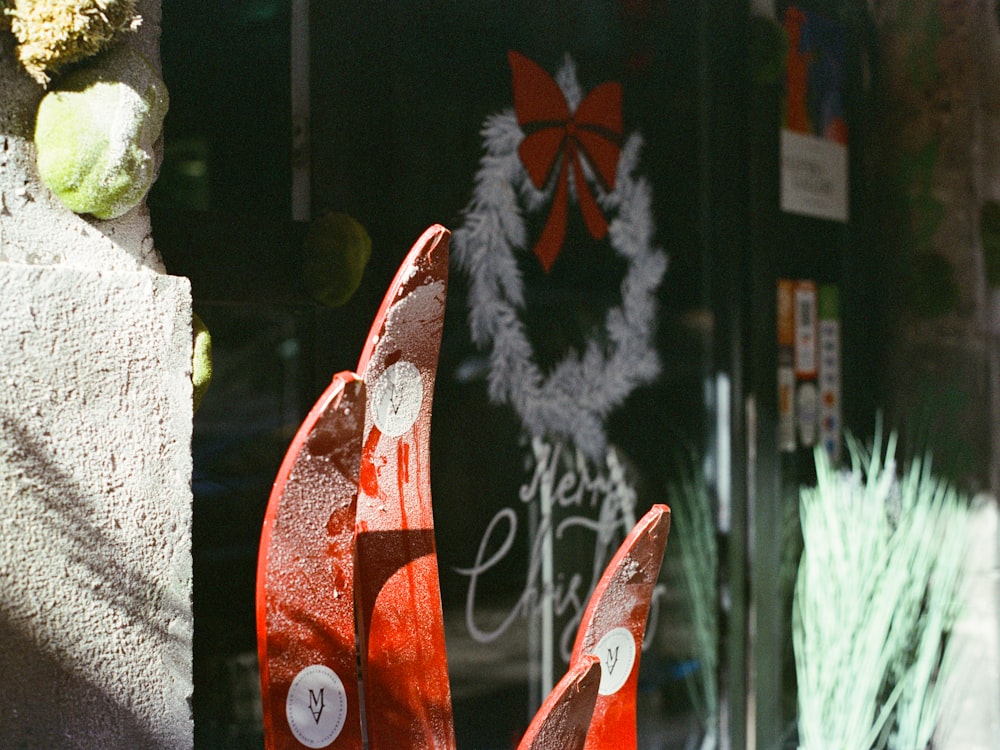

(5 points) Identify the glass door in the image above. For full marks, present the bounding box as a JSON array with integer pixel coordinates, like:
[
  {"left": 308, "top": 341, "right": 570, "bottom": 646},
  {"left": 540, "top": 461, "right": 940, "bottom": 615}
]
[{"left": 153, "top": 2, "right": 750, "bottom": 747}]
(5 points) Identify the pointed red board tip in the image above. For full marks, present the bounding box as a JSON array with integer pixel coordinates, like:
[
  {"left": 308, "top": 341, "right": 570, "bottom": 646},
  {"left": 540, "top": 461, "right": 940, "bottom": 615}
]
[
  {"left": 408, "top": 224, "right": 450, "bottom": 270},
  {"left": 256, "top": 370, "right": 367, "bottom": 750},
  {"left": 638, "top": 503, "right": 671, "bottom": 543},
  {"left": 518, "top": 655, "right": 603, "bottom": 750},
  {"left": 569, "top": 503, "right": 671, "bottom": 750},
  {"left": 256, "top": 370, "right": 364, "bottom": 641},
  {"left": 421, "top": 222, "right": 451, "bottom": 246},
  {"left": 573, "top": 502, "right": 671, "bottom": 645},
  {"left": 356, "top": 225, "right": 450, "bottom": 376}
]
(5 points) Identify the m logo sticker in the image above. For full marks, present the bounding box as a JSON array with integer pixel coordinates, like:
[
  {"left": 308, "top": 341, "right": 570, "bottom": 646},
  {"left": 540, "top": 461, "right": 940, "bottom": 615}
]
[
  {"left": 592, "top": 627, "right": 636, "bottom": 696},
  {"left": 308, "top": 688, "right": 325, "bottom": 724},
  {"left": 286, "top": 665, "right": 348, "bottom": 747},
  {"left": 605, "top": 644, "right": 621, "bottom": 675}
]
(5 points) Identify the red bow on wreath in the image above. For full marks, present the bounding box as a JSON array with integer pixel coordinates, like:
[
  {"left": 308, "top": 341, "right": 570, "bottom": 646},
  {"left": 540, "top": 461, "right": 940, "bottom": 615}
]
[{"left": 509, "top": 51, "right": 623, "bottom": 272}]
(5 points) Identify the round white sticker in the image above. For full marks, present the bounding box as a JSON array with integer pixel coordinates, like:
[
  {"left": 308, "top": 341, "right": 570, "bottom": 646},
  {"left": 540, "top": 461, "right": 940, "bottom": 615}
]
[
  {"left": 592, "top": 627, "right": 637, "bottom": 696},
  {"left": 286, "top": 665, "right": 348, "bottom": 748},
  {"left": 371, "top": 360, "right": 423, "bottom": 437}
]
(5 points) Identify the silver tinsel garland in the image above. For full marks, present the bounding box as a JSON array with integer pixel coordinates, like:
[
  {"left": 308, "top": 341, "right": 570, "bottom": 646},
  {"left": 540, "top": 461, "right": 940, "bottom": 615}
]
[{"left": 452, "top": 56, "right": 667, "bottom": 459}]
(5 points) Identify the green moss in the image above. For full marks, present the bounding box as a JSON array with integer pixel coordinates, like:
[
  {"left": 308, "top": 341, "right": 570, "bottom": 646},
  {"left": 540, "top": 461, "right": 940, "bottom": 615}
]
[
  {"left": 906, "top": 250, "right": 959, "bottom": 318},
  {"left": 980, "top": 200, "right": 1000, "bottom": 287},
  {"left": 192, "top": 313, "right": 212, "bottom": 413},
  {"left": 6, "top": 0, "right": 140, "bottom": 85},
  {"left": 34, "top": 45, "right": 168, "bottom": 220}
]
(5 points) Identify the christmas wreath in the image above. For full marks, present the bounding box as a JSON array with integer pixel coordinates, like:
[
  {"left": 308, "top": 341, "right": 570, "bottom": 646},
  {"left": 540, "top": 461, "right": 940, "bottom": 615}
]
[{"left": 452, "top": 52, "right": 667, "bottom": 459}]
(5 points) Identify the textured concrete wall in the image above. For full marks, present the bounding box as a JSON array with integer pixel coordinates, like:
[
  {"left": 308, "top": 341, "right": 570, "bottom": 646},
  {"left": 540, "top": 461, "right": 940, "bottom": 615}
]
[
  {"left": 874, "top": 3, "right": 1000, "bottom": 748},
  {"left": 875, "top": 0, "right": 1000, "bottom": 491},
  {"left": 937, "top": 498, "right": 1000, "bottom": 749},
  {"left": 0, "top": 266, "right": 193, "bottom": 749},
  {"left": 0, "top": 1, "right": 193, "bottom": 747}
]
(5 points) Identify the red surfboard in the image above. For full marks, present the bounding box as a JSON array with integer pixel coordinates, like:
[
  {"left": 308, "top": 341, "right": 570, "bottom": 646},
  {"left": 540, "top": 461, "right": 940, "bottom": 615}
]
[
  {"left": 353, "top": 225, "right": 456, "bottom": 749},
  {"left": 570, "top": 503, "right": 671, "bottom": 750},
  {"left": 517, "top": 655, "right": 602, "bottom": 750},
  {"left": 257, "top": 372, "right": 367, "bottom": 750}
]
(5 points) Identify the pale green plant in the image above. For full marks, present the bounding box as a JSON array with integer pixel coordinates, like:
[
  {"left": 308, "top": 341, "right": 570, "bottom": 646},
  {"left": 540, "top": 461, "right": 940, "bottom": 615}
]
[
  {"left": 793, "top": 429, "right": 970, "bottom": 750},
  {"left": 886, "top": 449, "right": 969, "bottom": 750},
  {"left": 666, "top": 451, "right": 719, "bottom": 745}
]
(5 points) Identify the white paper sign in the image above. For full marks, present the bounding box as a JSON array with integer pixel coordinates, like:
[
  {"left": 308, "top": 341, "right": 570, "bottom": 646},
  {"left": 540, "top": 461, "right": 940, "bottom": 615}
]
[
  {"left": 819, "top": 316, "right": 841, "bottom": 461},
  {"left": 780, "top": 129, "right": 848, "bottom": 222}
]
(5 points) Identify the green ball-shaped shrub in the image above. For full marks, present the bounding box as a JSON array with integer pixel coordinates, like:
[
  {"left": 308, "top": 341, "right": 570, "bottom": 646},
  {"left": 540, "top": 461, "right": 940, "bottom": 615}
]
[
  {"left": 34, "top": 45, "right": 168, "bottom": 220},
  {"left": 302, "top": 212, "right": 372, "bottom": 307}
]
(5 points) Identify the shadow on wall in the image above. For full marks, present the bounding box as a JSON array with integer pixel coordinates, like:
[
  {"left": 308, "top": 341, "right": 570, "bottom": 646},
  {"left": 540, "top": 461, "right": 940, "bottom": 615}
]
[
  {"left": 0, "top": 616, "right": 161, "bottom": 749},
  {"left": 0, "top": 415, "right": 190, "bottom": 750}
]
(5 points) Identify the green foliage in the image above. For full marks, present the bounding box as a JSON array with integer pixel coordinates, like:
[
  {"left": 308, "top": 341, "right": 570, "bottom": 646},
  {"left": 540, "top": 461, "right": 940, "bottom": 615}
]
[
  {"left": 749, "top": 14, "right": 786, "bottom": 88},
  {"left": 5, "top": 0, "right": 140, "bottom": 85},
  {"left": 980, "top": 200, "right": 1000, "bottom": 287},
  {"left": 793, "top": 428, "right": 970, "bottom": 750},
  {"left": 192, "top": 313, "right": 212, "bottom": 414},
  {"left": 665, "top": 450, "right": 719, "bottom": 732},
  {"left": 905, "top": 251, "right": 959, "bottom": 318},
  {"left": 892, "top": 140, "right": 961, "bottom": 318},
  {"left": 901, "top": 1, "right": 945, "bottom": 93},
  {"left": 898, "top": 141, "right": 943, "bottom": 248},
  {"left": 302, "top": 211, "right": 372, "bottom": 308}
]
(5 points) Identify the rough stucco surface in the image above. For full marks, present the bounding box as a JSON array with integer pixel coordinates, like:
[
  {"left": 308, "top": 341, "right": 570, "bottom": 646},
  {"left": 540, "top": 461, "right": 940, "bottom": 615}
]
[
  {"left": 0, "top": 264, "right": 193, "bottom": 749},
  {"left": 0, "top": 2, "right": 193, "bottom": 746}
]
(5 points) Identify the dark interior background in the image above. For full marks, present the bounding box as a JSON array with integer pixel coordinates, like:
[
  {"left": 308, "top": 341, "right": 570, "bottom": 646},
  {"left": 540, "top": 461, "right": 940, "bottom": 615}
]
[{"left": 150, "top": 1, "right": 879, "bottom": 748}]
